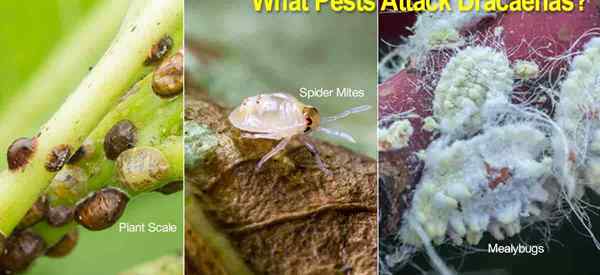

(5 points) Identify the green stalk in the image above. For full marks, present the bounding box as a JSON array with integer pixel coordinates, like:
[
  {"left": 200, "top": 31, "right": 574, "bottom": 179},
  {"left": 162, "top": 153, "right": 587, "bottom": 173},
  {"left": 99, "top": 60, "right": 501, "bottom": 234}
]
[
  {"left": 47, "top": 70, "right": 183, "bottom": 205},
  {"left": 0, "top": 0, "right": 130, "bottom": 168},
  {"left": 155, "top": 137, "right": 184, "bottom": 183},
  {"left": 32, "top": 222, "right": 76, "bottom": 247},
  {"left": 0, "top": 0, "right": 183, "bottom": 236}
]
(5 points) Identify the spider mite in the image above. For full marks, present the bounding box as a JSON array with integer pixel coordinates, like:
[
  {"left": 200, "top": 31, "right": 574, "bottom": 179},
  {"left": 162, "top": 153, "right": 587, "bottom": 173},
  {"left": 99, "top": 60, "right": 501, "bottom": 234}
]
[{"left": 228, "top": 93, "right": 370, "bottom": 175}]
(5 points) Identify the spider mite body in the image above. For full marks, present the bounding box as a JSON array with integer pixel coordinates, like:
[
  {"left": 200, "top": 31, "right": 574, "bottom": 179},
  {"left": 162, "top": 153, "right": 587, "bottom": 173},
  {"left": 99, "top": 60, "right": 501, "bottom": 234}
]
[{"left": 229, "top": 93, "right": 370, "bottom": 174}]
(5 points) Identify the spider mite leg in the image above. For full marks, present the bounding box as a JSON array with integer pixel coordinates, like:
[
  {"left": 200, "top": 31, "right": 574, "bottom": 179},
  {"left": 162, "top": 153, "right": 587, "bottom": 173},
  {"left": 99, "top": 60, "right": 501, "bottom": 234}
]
[
  {"left": 255, "top": 137, "right": 292, "bottom": 172},
  {"left": 299, "top": 136, "right": 332, "bottom": 176},
  {"left": 322, "top": 105, "right": 371, "bottom": 124},
  {"left": 319, "top": 127, "right": 357, "bottom": 143}
]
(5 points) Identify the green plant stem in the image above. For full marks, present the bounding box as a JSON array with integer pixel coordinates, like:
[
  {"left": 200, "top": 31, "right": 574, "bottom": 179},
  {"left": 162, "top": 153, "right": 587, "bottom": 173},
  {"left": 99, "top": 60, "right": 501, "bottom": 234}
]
[
  {"left": 0, "top": 0, "right": 131, "bottom": 168},
  {"left": 48, "top": 71, "right": 183, "bottom": 205},
  {"left": 0, "top": 0, "right": 183, "bottom": 236},
  {"left": 32, "top": 222, "right": 76, "bottom": 247},
  {"left": 155, "top": 137, "right": 184, "bottom": 184},
  {"left": 36, "top": 138, "right": 183, "bottom": 247},
  {"left": 38, "top": 66, "right": 183, "bottom": 246}
]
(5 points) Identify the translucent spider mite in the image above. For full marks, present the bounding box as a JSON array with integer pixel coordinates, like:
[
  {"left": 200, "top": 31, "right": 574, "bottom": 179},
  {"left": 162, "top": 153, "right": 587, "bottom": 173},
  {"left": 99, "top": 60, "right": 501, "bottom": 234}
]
[{"left": 229, "top": 93, "right": 371, "bottom": 175}]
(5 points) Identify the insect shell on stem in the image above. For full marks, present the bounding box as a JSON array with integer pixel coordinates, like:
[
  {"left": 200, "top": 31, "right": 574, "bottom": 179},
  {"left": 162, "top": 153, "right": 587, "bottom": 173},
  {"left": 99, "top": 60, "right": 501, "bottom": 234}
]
[
  {"left": 228, "top": 93, "right": 371, "bottom": 175},
  {"left": 0, "top": 230, "right": 46, "bottom": 273}
]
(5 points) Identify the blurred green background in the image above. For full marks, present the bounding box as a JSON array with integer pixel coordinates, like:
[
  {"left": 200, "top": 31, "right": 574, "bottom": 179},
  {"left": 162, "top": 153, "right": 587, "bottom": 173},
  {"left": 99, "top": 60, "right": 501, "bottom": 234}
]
[
  {"left": 186, "top": 0, "right": 377, "bottom": 158},
  {"left": 0, "top": 1, "right": 183, "bottom": 274},
  {"left": 0, "top": 1, "right": 93, "bottom": 108}
]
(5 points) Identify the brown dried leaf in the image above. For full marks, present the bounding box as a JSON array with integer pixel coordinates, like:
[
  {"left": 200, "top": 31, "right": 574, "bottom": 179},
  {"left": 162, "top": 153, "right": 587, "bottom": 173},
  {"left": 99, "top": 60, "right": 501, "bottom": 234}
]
[{"left": 185, "top": 94, "right": 376, "bottom": 275}]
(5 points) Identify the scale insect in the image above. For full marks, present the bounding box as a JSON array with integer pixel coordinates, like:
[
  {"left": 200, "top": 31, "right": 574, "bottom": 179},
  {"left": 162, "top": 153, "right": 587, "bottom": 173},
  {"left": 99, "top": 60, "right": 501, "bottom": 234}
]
[{"left": 229, "top": 93, "right": 371, "bottom": 175}]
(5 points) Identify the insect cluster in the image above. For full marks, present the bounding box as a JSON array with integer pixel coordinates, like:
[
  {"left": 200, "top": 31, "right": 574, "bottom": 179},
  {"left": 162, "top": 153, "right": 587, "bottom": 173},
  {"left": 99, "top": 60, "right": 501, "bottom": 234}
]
[
  {"left": 0, "top": 35, "right": 183, "bottom": 274},
  {"left": 379, "top": 5, "right": 600, "bottom": 274}
]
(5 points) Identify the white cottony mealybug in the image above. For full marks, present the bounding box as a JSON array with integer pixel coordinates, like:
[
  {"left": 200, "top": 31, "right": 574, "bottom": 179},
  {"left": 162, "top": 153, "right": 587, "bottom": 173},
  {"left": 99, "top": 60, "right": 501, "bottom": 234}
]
[{"left": 229, "top": 93, "right": 370, "bottom": 175}]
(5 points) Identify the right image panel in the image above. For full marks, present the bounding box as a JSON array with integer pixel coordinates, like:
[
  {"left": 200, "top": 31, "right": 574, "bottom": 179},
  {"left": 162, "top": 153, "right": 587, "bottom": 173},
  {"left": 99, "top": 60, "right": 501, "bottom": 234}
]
[{"left": 378, "top": 5, "right": 600, "bottom": 275}]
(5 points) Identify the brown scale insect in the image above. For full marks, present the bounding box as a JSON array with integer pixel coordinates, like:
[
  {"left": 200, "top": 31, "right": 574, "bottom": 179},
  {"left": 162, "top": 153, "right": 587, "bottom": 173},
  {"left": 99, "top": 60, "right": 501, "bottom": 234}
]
[
  {"left": 144, "top": 36, "right": 173, "bottom": 65},
  {"left": 18, "top": 196, "right": 48, "bottom": 229},
  {"left": 155, "top": 180, "right": 182, "bottom": 195},
  {"left": 45, "top": 144, "right": 71, "bottom": 172},
  {"left": 6, "top": 137, "right": 37, "bottom": 171},
  {"left": 104, "top": 120, "right": 137, "bottom": 160},
  {"left": 484, "top": 162, "right": 512, "bottom": 190},
  {"left": 0, "top": 230, "right": 46, "bottom": 273},
  {"left": 152, "top": 50, "right": 183, "bottom": 98},
  {"left": 75, "top": 188, "right": 129, "bottom": 231},
  {"left": 116, "top": 147, "right": 169, "bottom": 193},
  {"left": 46, "top": 229, "right": 79, "bottom": 258},
  {"left": 47, "top": 205, "right": 75, "bottom": 227}
]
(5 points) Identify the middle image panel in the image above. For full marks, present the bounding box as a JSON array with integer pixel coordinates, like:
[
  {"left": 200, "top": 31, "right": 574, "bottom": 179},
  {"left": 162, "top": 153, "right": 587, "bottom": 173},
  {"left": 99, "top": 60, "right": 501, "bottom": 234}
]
[{"left": 183, "top": 1, "right": 378, "bottom": 274}]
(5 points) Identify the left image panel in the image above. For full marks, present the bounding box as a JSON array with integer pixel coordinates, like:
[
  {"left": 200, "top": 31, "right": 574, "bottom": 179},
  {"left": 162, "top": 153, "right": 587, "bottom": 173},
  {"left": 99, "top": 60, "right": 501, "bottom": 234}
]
[{"left": 0, "top": 1, "right": 183, "bottom": 274}]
